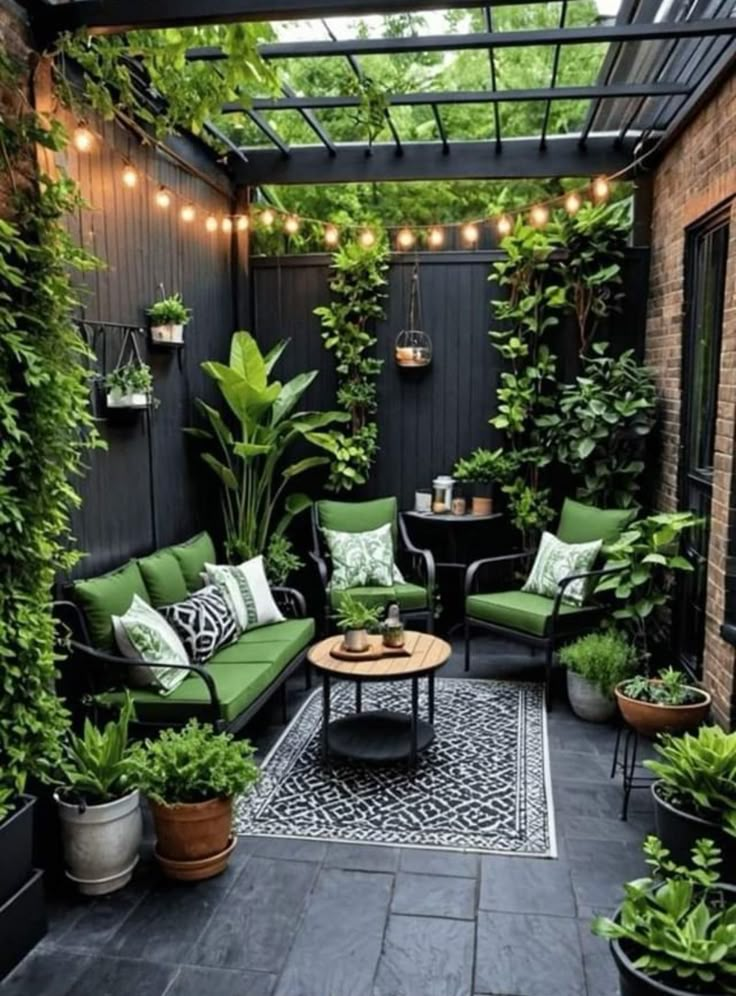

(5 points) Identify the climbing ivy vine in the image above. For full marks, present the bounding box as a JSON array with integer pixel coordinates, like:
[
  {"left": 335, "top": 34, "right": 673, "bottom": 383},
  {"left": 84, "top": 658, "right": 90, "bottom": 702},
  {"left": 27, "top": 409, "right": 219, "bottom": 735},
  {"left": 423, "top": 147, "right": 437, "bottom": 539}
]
[{"left": 0, "top": 53, "right": 101, "bottom": 820}]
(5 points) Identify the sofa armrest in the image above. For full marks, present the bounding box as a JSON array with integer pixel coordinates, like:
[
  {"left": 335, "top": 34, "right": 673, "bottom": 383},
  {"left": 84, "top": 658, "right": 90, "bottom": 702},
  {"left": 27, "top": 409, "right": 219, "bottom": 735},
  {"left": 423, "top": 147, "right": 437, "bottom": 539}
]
[
  {"left": 272, "top": 586, "right": 307, "bottom": 618},
  {"left": 465, "top": 550, "right": 534, "bottom": 597}
]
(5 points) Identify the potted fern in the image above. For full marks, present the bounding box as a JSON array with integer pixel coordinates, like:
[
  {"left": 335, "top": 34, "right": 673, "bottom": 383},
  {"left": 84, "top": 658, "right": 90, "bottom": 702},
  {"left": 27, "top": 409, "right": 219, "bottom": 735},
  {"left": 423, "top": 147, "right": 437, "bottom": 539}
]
[
  {"left": 54, "top": 696, "right": 142, "bottom": 895},
  {"left": 335, "top": 593, "right": 383, "bottom": 653},
  {"left": 147, "top": 292, "right": 191, "bottom": 344},
  {"left": 105, "top": 361, "right": 154, "bottom": 410}
]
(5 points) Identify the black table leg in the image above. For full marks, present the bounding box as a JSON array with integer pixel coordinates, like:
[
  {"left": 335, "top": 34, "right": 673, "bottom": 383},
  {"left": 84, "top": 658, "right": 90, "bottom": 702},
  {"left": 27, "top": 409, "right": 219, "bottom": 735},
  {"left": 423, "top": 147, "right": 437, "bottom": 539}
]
[
  {"left": 322, "top": 673, "right": 331, "bottom": 763},
  {"left": 428, "top": 673, "right": 435, "bottom": 724},
  {"left": 355, "top": 681, "right": 362, "bottom": 713},
  {"left": 409, "top": 677, "right": 419, "bottom": 767}
]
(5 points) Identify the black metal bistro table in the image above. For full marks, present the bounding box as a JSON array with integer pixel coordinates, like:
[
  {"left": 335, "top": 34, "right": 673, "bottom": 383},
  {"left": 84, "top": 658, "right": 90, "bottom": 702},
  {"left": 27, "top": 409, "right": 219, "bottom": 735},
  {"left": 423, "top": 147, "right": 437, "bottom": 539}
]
[{"left": 307, "top": 631, "right": 451, "bottom": 766}]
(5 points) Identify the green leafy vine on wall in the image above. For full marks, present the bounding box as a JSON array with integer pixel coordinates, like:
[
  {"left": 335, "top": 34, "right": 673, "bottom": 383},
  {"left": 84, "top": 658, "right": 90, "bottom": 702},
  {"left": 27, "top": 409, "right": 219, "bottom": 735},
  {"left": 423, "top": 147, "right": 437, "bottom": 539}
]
[
  {"left": 0, "top": 53, "right": 102, "bottom": 820},
  {"left": 314, "top": 241, "right": 389, "bottom": 491}
]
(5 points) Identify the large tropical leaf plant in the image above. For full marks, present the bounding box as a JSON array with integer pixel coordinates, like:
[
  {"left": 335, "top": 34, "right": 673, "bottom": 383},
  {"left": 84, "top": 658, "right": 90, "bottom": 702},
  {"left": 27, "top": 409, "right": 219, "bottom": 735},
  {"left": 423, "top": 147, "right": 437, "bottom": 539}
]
[{"left": 188, "top": 331, "right": 347, "bottom": 563}]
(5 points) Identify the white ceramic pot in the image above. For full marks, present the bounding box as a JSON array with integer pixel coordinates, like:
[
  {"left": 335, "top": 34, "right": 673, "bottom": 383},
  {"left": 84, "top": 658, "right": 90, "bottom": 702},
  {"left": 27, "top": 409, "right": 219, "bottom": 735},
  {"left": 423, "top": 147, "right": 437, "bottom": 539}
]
[
  {"left": 566, "top": 670, "right": 616, "bottom": 723},
  {"left": 344, "top": 628, "right": 368, "bottom": 652},
  {"left": 106, "top": 390, "right": 149, "bottom": 409},
  {"left": 55, "top": 789, "right": 143, "bottom": 896},
  {"left": 151, "top": 323, "right": 183, "bottom": 344}
]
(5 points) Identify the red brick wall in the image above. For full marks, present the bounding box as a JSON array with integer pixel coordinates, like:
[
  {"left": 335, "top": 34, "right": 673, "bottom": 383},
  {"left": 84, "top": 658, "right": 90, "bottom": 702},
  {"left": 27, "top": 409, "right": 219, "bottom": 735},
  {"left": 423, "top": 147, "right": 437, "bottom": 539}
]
[{"left": 646, "top": 69, "right": 736, "bottom": 728}]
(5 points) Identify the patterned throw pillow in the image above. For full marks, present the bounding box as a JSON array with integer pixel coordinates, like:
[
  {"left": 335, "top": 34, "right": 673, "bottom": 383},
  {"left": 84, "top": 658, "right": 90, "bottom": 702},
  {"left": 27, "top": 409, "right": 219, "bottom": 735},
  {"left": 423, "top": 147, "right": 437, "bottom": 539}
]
[
  {"left": 112, "top": 594, "right": 189, "bottom": 695},
  {"left": 323, "top": 522, "right": 401, "bottom": 589},
  {"left": 522, "top": 531, "right": 602, "bottom": 606},
  {"left": 159, "top": 585, "right": 238, "bottom": 664},
  {"left": 204, "top": 555, "right": 285, "bottom": 632}
]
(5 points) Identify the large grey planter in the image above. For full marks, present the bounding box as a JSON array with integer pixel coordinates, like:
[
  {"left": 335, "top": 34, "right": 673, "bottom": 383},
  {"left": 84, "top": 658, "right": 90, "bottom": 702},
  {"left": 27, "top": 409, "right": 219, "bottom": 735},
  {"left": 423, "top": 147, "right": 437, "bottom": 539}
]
[
  {"left": 566, "top": 671, "right": 616, "bottom": 723},
  {"left": 55, "top": 789, "right": 142, "bottom": 896}
]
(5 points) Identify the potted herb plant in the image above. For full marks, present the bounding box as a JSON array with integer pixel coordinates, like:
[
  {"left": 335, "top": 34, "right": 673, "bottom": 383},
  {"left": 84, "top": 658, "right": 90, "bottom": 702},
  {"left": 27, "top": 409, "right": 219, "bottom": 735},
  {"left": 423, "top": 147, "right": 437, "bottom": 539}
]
[
  {"left": 645, "top": 727, "right": 736, "bottom": 882},
  {"left": 131, "top": 719, "right": 259, "bottom": 881},
  {"left": 105, "top": 361, "right": 154, "bottom": 409},
  {"left": 559, "top": 629, "right": 638, "bottom": 723},
  {"left": 615, "top": 668, "right": 711, "bottom": 737},
  {"left": 453, "top": 448, "right": 511, "bottom": 516},
  {"left": 592, "top": 835, "right": 736, "bottom": 996},
  {"left": 147, "top": 292, "right": 191, "bottom": 344},
  {"left": 335, "top": 593, "right": 382, "bottom": 653},
  {"left": 54, "top": 696, "right": 142, "bottom": 896}
]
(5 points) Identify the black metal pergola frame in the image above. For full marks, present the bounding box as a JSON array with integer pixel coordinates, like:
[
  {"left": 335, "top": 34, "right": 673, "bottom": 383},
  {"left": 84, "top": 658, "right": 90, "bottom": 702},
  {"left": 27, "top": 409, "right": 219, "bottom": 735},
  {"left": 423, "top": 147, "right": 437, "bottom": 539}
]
[{"left": 30, "top": 0, "right": 736, "bottom": 186}]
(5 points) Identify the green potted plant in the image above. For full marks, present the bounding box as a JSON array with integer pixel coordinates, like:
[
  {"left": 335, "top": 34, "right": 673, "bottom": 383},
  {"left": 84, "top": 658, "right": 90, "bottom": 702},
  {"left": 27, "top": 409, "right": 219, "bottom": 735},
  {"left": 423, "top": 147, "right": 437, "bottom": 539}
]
[
  {"left": 335, "top": 592, "right": 382, "bottom": 653},
  {"left": 615, "top": 668, "right": 711, "bottom": 738},
  {"left": 558, "top": 629, "right": 638, "bottom": 723},
  {"left": 105, "top": 360, "right": 154, "bottom": 409},
  {"left": 645, "top": 727, "right": 736, "bottom": 882},
  {"left": 592, "top": 835, "right": 736, "bottom": 996},
  {"left": 147, "top": 292, "right": 191, "bottom": 344},
  {"left": 131, "top": 719, "right": 259, "bottom": 881},
  {"left": 453, "top": 448, "right": 511, "bottom": 516},
  {"left": 54, "top": 696, "right": 142, "bottom": 895}
]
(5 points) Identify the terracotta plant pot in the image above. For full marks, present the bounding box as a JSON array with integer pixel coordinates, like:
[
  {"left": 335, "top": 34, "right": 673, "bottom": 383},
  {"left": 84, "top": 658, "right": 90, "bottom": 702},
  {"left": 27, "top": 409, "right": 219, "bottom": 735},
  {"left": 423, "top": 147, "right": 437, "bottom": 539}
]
[
  {"left": 149, "top": 796, "right": 235, "bottom": 881},
  {"left": 471, "top": 495, "right": 493, "bottom": 516},
  {"left": 614, "top": 681, "right": 711, "bottom": 737}
]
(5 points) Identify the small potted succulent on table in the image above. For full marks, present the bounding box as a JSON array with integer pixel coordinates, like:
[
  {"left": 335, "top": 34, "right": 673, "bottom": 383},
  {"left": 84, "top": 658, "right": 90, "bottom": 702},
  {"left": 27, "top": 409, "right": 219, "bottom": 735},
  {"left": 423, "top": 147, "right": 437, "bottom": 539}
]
[
  {"left": 645, "top": 726, "right": 736, "bottom": 882},
  {"left": 615, "top": 667, "right": 711, "bottom": 737},
  {"left": 131, "top": 719, "right": 259, "bottom": 881},
  {"left": 453, "top": 447, "right": 510, "bottom": 516},
  {"left": 147, "top": 292, "right": 191, "bottom": 344},
  {"left": 336, "top": 593, "right": 382, "bottom": 653},
  {"left": 559, "top": 629, "right": 638, "bottom": 723},
  {"left": 592, "top": 835, "right": 736, "bottom": 996},
  {"left": 54, "top": 696, "right": 142, "bottom": 896},
  {"left": 105, "top": 360, "right": 154, "bottom": 410}
]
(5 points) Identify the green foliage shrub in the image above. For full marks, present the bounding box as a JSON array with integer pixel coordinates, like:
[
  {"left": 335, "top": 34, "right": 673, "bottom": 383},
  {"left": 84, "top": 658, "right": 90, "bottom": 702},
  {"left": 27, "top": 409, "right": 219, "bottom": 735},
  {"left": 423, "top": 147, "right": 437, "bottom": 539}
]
[{"left": 558, "top": 630, "right": 638, "bottom": 697}]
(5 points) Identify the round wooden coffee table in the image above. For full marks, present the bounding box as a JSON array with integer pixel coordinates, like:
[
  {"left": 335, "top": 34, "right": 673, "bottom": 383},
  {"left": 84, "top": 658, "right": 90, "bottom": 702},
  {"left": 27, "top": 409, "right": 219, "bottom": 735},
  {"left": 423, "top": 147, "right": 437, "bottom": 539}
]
[{"left": 307, "top": 631, "right": 452, "bottom": 765}]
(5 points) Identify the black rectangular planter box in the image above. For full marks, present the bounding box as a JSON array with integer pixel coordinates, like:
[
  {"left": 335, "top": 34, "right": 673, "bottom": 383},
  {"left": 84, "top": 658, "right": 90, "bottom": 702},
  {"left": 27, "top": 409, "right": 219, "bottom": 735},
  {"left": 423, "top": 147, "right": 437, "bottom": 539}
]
[
  {"left": 0, "top": 869, "right": 47, "bottom": 980},
  {"left": 0, "top": 795, "right": 35, "bottom": 907}
]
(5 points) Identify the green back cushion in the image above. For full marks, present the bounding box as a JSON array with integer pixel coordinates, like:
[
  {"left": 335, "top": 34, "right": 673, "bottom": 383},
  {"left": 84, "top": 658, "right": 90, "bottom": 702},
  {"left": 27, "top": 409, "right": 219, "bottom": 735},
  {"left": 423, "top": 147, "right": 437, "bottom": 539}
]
[
  {"left": 170, "top": 532, "right": 216, "bottom": 591},
  {"left": 73, "top": 560, "right": 150, "bottom": 651},
  {"left": 137, "top": 549, "right": 189, "bottom": 607},
  {"left": 317, "top": 498, "right": 397, "bottom": 542},
  {"left": 557, "top": 499, "right": 635, "bottom": 546}
]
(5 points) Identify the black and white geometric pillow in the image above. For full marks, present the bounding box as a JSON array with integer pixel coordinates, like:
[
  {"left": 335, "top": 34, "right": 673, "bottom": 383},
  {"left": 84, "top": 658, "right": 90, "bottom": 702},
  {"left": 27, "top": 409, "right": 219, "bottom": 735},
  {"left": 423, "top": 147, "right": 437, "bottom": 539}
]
[{"left": 159, "top": 585, "right": 238, "bottom": 664}]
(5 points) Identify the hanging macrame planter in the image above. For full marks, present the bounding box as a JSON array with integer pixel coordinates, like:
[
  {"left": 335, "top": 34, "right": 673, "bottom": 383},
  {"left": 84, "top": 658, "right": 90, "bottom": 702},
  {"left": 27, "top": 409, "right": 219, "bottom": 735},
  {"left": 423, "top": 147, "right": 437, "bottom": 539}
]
[
  {"left": 395, "top": 262, "right": 432, "bottom": 369},
  {"left": 104, "top": 327, "right": 154, "bottom": 411}
]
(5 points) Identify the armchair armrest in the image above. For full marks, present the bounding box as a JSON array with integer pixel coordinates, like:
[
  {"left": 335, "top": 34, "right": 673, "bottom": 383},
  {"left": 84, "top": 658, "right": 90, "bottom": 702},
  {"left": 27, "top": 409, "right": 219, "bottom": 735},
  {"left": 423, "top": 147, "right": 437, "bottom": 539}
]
[
  {"left": 398, "top": 515, "right": 436, "bottom": 593},
  {"left": 550, "top": 565, "right": 627, "bottom": 626},
  {"left": 272, "top": 585, "right": 307, "bottom": 618},
  {"left": 309, "top": 550, "right": 329, "bottom": 591},
  {"left": 465, "top": 550, "right": 533, "bottom": 597}
]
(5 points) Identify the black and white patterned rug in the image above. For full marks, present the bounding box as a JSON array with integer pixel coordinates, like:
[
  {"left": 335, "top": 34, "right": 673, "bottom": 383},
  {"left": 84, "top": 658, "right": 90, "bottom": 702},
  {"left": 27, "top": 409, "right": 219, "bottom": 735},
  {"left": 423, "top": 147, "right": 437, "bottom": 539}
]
[{"left": 235, "top": 677, "right": 557, "bottom": 856}]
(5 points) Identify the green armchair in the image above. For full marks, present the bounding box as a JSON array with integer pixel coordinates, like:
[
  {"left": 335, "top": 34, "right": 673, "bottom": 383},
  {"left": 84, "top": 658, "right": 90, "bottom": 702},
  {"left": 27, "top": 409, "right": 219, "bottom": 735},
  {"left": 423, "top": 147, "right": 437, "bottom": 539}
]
[
  {"left": 464, "top": 498, "right": 635, "bottom": 706},
  {"left": 310, "top": 497, "right": 435, "bottom": 634}
]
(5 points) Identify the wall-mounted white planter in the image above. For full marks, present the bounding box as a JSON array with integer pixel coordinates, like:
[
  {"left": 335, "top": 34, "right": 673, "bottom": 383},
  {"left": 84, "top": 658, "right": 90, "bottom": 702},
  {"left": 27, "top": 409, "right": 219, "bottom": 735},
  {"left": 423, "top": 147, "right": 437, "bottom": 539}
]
[
  {"left": 151, "top": 323, "right": 184, "bottom": 344},
  {"left": 106, "top": 390, "right": 150, "bottom": 409}
]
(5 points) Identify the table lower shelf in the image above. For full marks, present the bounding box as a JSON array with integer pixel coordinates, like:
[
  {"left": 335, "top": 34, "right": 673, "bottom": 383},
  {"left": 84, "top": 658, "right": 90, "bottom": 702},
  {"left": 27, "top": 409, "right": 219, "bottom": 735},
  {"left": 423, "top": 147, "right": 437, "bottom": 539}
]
[{"left": 325, "top": 709, "right": 434, "bottom": 763}]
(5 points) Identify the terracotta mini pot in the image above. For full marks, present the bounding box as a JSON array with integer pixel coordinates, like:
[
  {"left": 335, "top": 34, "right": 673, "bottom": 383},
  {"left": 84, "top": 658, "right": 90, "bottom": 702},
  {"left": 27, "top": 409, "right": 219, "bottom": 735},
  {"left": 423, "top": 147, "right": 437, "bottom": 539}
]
[
  {"left": 614, "top": 681, "right": 711, "bottom": 737},
  {"left": 149, "top": 796, "right": 234, "bottom": 880},
  {"left": 472, "top": 496, "right": 493, "bottom": 516}
]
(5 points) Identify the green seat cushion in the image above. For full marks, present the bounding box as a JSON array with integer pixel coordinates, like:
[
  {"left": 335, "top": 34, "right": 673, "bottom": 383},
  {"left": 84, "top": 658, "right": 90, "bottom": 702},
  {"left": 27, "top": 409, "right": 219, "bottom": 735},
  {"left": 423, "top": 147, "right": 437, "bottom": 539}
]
[
  {"left": 170, "top": 531, "right": 216, "bottom": 591},
  {"left": 329, "top": 582, "right": 427, "bottom": 612},
  {"left": 317, "top": 497, "right": 397, "bottom": 542},
  {"left": 73, "top": 560, "right": 150, "bottom": 652},
  {"left": 137, "top": 549, "right": 189, "bottom": 607},
  {"left": 465, "top": 590, "right": 599, "bottom": 638},
  {"left": 557, "top": 498, "right": 635, "bottom": 546},
  {"left": 210, "top": 618, "right": 316, "bottom": 671}
]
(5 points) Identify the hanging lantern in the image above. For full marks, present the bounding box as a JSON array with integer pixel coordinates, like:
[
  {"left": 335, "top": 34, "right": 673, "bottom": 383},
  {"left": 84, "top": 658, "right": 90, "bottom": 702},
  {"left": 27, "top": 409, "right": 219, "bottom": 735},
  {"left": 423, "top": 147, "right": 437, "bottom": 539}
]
[{"left": 395, "top": 262, "right": 432, "bottom": 369}]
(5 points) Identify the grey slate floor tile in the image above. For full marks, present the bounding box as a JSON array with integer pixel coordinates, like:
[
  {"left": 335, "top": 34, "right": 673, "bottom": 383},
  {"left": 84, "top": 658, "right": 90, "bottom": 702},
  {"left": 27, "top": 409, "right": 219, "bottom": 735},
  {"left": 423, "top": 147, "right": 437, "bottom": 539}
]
[
  {"left": 325, "top": 842, "right": 400, "bottom": 873},
  {"left": 391, "top": 872, "right": 477, "bottom": 920},
  {"left": 166, "top": 965, "right": 276, "bottom": 996},
  {"left": 373, "top": 914, "right": 475, "bottom": 996},
  {"left": 398, "top": 848, "right": 479, "bottom": 879},
  {"left": 62, "top": 955, "right": 176, "bottom": 996},
  {"left": 479, "top": 855, "right": 576, "bottom": 917},
  {"left": 0, "top": 950, "right": 91, "bottom": 996}
]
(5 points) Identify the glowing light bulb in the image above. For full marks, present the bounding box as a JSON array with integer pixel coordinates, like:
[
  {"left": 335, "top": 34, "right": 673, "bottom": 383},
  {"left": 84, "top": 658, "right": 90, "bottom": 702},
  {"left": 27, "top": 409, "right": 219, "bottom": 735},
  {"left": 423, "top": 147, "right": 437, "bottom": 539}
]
[
  {"left": 427, "top": 227, "right": 444, "bottom": 249},
  {"left": 222, "top": 217, "right": 233, "bottom": 233},
  {"left": 565, "top": 191, "right": 582, "bottom": 215},
  {"left": 461, "top": 223, "right": 479, "bottom": 245},
  {"left": 396, "top": 228, "right": 415, "bottom": 250},
  {"left": 121, "top": 164, "right": 138, "bottom": 188},
  {"left": 530, "top": 204, "right": 549, "bottom": 228},
  {"left": 155, "top": 186, "right": 171, "bottom": 209},
  {"left": 284, "top": 215, "right": 300, "bottom": 235},
  {"left": 205, "top": 215, "right": 218, "bottom": 233},
  {"left": 73, "top": 125, "right": 93, "bottom": 153},
  {"left": 236, "top": 215, "right": 249, "bottom": 232},
  {"left": 260, "top": 208, "right": 275, "bottom": 227},
  {"left": 592, "top": 176, "right": 610, "bottom": 202},
  {"left": 180, "top": 203, "right": 196, "bottom": 223},
  {"left": 496, "top": 215, "right": 512, "bottom": 237},
  {"left": 324, "top": 224, "right": 339, "bottom": 247},
  {"left": 359, "top": 228, "right": 376, "bottom": 248}
]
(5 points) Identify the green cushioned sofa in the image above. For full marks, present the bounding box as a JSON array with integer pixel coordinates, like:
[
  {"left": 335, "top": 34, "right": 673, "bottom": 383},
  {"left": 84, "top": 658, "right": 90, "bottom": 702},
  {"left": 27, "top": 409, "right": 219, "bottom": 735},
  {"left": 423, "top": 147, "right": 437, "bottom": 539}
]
[{"left": 55, "top": 531, "right": 314, "bottom": 733}]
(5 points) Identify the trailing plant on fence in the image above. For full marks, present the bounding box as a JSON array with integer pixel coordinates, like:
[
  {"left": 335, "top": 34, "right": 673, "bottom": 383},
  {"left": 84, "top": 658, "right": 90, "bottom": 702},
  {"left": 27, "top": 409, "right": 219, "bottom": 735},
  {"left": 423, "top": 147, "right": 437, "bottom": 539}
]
[
  {"left": 540, "top": 343, "right": 657, "bottom": 509},
  {"left": 0, "top": 52, "right": 101, "bottom": 821},
  {"left": 314, "top": 240, "right": 389, "bottom": 491}
]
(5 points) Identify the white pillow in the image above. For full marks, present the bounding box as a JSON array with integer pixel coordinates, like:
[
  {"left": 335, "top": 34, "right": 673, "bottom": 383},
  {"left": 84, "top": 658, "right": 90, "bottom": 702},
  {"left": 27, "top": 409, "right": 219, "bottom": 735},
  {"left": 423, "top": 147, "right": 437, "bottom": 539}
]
[
  {"left": 522, "top": 531, "right": 602, "bottom": 606},
  {"left": 112, "top": 594, "right": 190, "bottom": 695},
  {"left": 323, "top": 522, "right": 405, "bottom": 590},
  {"left": 204, "top": 555, "right": 285, "bottom": 631}
]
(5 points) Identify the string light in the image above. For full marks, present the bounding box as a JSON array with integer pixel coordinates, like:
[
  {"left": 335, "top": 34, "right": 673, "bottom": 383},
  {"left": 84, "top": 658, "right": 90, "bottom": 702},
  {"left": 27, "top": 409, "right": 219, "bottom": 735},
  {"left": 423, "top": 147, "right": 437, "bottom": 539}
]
[
  {"left": 427, "top": 227, "right": 444, "bottom": 249},
  {"left": 73, "top": 125, "right": 93, "bottom": 153},
  {"left": 396, "top": 228, "right": 415, "bottom": 250},
  {"left": 205, "top": 215, "right": 218, "bottom": 233},
  {"left": 324, "top": 224, "right": 339, "bottom": 247},
  {"left": 155, "top": 186, "right": 171, "bottom": 209},
  {"left": 236, "top": 215, "right": 249, "bottom": 232},
  {"left": 222, "top": 217, "right": 233, "bottom": 234},
  {"left": 461, "top": 223, "right": 479, "bottom": 246},
  {"left": 180, "top": 203, "right": 196, "bottom": 223},
  {"left": 592, "top": 176, "right": 610, "bottom": 202},
  {"left": 260, "top": 208, "right": 275, "bottom": 227},
  {"left": 564, "top": 191, "right": 582, "bottom": 215},
  {"left": 121, "top": 163, "right": 138, "bottom": 189},
  {"left": 530, "top": 204, "right": 549, "bottom": 228},
  {"left": 359, "top": 228, "right": 376, "bottom": 248},
  {"left": 284, "top": 215, "right": 300, "bottom": 235},
  {"left": 497, "top": 215, "right": 512, "bottom": 238}
]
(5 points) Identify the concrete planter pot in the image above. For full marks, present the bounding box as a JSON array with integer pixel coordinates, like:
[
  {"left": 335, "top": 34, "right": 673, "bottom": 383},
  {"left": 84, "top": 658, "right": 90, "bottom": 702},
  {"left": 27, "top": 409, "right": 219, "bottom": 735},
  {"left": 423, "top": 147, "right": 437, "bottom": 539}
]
[
  {"left": 150, "top": 797, "right": 236, "bottom": 881},
  {"left": 652, "top": 783, "right": 736, "bottom": 883},
  {"left": 151, "top": 323, "right": 184, "bottom": 344},
  {"left": 55, "top": 789, "right": 142, "bottom": 896},
  {"left": 566, "top": 671, "right": 616, "bottom": 723},
  {"left": 0, "top": 795, "right": 35, "bottom": 907},
  {"left": 343, "top": 628, "right": 369, "bottom": 652}
]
